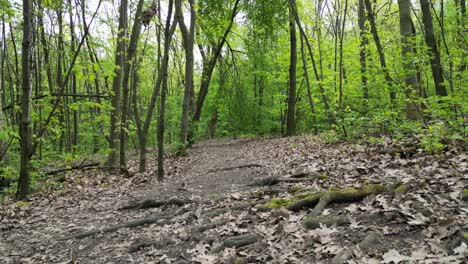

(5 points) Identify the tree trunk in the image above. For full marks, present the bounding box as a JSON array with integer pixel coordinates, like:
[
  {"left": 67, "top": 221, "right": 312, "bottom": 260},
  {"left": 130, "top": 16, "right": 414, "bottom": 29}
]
[
  {"left": 420, "top": 0, "right": 447, "bottom": 96},
  {"left": 286, "top": 1, "right": 297, "bottom": 137},
  {"left": 176, "top": 0, "right": 195, "bottom": 154},
  {"left": 107, "top": 0, "right": 128, "bottom": 166},
  {"left": 119, "top": 0, "right": 144, "bottom": 168},
  {"left": 17, "top": 0, "right": 33, "bottom": 199},
  {"left": 358, "top": 0, "right": 368, "bottom": 102},
  {"left": 364, "top": 0, "right": 396, "bottom": 102},
  {"left": 300, "top": 34, "right": 317, "bottom": 135},
  {"left": 191, "top": 0, "right": 240, "bottom": 124},
  {"left": 157, "top": 0, "right": 178, "bottom": 181},
  {"left": 398, "top": 0, "right": 422, "bottom": 120}
]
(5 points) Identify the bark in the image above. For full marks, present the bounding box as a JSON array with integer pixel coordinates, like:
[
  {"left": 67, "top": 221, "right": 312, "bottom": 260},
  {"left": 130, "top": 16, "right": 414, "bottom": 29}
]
[
  {"left": 107, "top": 0, "right": 128, "bottom": 166},
  {"left": 286, "top": 1, "right": 297, "bottom": 137},
  {"left": 177, "top": 0, "right": 196, "bottom": 153},
  {"left": 119, "top": 0, "right": 144, "bottom": 168},
  {"left": 398, "top": 0, "right": 422, "bottom": 120},
  {"left": 17, "top": 0, "right": 33, "bottom": 199},
  {"left": 420, "top": 0, "right": 447, "bottom": 96},
  {"left": 157, "top": 0, "right": 178, "bottom": 181},
  {"left": 358, "top": 0, "right": 369, "bottom": 102}
]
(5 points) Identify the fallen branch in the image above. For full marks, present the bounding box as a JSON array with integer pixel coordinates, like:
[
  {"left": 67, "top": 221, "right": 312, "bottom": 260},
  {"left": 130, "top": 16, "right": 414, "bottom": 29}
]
[
  {"left": 44, "top": 162, "right": 100, "bottom": 176},
  {"left": 119, "top": 197, "right": 187, "bottom": 210}
]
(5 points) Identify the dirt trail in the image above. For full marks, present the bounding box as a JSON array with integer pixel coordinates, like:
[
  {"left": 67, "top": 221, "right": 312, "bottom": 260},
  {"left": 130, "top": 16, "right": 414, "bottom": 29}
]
[{"left": 1, "top": 137, "right": 467, "bottom": 263}]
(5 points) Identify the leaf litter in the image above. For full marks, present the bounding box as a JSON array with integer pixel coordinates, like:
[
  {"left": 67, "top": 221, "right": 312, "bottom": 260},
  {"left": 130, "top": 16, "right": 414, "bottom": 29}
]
[{"left": 0, "top": 136, "right": 467, "bottom": 263}]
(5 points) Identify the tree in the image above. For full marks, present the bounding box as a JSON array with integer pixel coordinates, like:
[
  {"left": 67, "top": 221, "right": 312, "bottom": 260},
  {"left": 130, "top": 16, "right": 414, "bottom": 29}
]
[
  {"left": 107, "top": 0, "right": 128, "bottom": 166},
  {"left": 286, "top": 0, "right": 297, "bottom": 137},
  {"left": 177, "top": 0, "right": 196, "bottom": 154},
  {"left": 119, "top": 0, "right": 145, "bottom": 168},
  {"left": 17, "top": 0, "right": 33, "bottom": 199},
  {"left": 398, "top": 0, "right": 422, "bottom": 120},
  {"left": 420, "top": 0, "right": 447, "bottom": 96}
]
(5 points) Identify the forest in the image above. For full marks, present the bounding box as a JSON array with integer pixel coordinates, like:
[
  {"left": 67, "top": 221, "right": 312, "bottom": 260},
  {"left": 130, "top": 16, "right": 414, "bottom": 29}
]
[{"left": 0, "top": 0, "right": 467, "bottom": 263}]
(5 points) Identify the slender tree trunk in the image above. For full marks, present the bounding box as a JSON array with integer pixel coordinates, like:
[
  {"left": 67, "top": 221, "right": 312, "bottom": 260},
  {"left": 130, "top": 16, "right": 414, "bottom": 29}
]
[
  {"left": 119, "top": 0, "right": 144, "bottom": 168},
  {"left": 68, "top": 0, "right": 79, "bottom": 149},
  {"left": 107, "top": 0, "right": 128, "bottom": 166},
  {"left": 358, "top": 0, "right": 369, "bottom": 102},
  {"left": 300, "top": 34, "right": 317, "bottom": 135},
  {"left": 420, "top": 0, "right": 447, "bottom": 96},
  {"left": 192, "top": 0, "right": 240, "bottom": 123},
  {"left": 286, "top": 1, "right": 297, "bottom": 137},
  {"left": 288, "top": 0, "right": 333, "bottom": 126},
  {"left": 176, "top": 0, "right": 195, "bottom": 154},
  {"left": 364, "top": 0, "right": 396, "bottom": 102},
  {"left": 398, "top": 0, "right": 422, "bottom": 120},
  {"left": 17, "top": 0, "right": 33, "bottom": 199},
  {"left": 157, "top": 0, "right": 177, "bottom": 181},
  {"left": 338, "top": 0, "right": 348, "bottom": 110}
]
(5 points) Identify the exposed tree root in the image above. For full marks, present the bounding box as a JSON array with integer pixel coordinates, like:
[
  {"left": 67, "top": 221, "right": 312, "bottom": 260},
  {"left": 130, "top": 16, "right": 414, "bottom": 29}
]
[
  {"left": 191, "top": 219, "right": 229, "bottom": 242},
  {"left": 209, "top": 163, "right": 263, "bottom": 173},
  {"left": 119, "top": 197, "right": 187, "bottom": 210},
  {"left": 332, "top": 231, "right": 383, "bottom": 264},
  {"left": 128, "top": 238, "right": 173, "bottom": 253},
  {"left": 307, "top": 184, "right": 387, "bottom": 218},
  {"left": 252, "top": 176, "right": 312, "bottom": 186},
  {"left": 211, "top": 234, "right": 259, "bottom": 253}
]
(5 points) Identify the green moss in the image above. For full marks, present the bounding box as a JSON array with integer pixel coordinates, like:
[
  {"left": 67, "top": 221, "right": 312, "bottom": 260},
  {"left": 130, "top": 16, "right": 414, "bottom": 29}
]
[
  {"left": 288, "top": 186, "right": 303, "bottom": 193},
  {"left": 318, "top": 174, "right": 329, "bottom": 180},
  {"left": 464, "top": 233, "right": 468, "bottom": 239},
  {"left": 15, "top": 201, "right": 31, "bottom": 207},
  {"left": 395, "top": 184, "right": 408, "bottom": 194},
  {"left": 463, "top": 189, "right": 468, "bottom": 201},
  {"left": 265, "top": 198, "right": 291, "bottom": 208}
]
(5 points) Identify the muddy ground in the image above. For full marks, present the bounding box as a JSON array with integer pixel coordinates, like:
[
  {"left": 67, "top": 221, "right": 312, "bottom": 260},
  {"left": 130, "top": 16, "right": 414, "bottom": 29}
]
[{"left": 1, "top": 136, "right": 467, "bottom": 263}]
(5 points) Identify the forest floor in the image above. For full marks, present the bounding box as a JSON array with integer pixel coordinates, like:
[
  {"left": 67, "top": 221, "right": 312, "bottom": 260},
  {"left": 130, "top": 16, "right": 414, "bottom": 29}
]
[{"left": 1, "top": 136, "right": 467, "bottom": 263}]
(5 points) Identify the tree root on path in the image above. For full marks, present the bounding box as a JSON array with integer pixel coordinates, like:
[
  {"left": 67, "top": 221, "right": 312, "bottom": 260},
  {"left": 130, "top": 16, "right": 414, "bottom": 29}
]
[
  {"left": 209, "top": 163, "right": 263, "bottom": 173},
  {"left": 191, "top": 219, "right": 229, "bottom": 242},
  {"left": 210, "top": 234, "right": 259, "bottom": 253},
  {"left": 128, "top": 237, "right": 174, "bottom": 253},
  {"left": 58, "top": 214, "right": 174, "bottom": 240},
  {"left": 252, "top": 176, "right": 312, "bottom": 186},
  {"left": 119, "top": 197, "right": 188, "bottom": 210},
  {"left": 332, "top": 231, "right": 383, "bottom": 264}
]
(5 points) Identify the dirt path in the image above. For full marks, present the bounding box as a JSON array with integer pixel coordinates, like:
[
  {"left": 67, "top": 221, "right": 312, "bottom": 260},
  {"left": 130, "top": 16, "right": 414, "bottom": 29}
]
[{"left": 1, "top": 137, "right": 467, "bottom": 263}]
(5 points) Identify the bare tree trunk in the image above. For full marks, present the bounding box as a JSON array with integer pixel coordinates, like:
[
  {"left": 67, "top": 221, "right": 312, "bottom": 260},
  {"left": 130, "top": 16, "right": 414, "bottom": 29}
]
[
  {"left": 286, "top": 0, "right": 297, "bottom": 137},
  {"left": 107, "top": 0, "right": 128, "bottom": 166},
  {"left": 398, "top": 0, "right": 422, "bottom": 120},
  {"left": 192, "top": 0, "right": 240, "bottom": 124},
  {"left": 17, "top": 0, "right": 33, "bottom": 199},
  {"left": 364, "top": 0, "right": 396, "bottom": 102},
  {"left": 300, "top": 33, "right": 317, "bottom": 135},
  {"left": 358, "top": 0, "right": 368, "bottom": 102},
  {"left": 420, "top": 0, "right": 447, "bottom": 96},
  {"left": 176, "top": 0, "right": 195, "bottom": 154},
  {"left": 119, "top": 0, "right": 144, "bottom": 168},
  {"left": 157, "top": 0, "right": 178, "bottom": 181}
]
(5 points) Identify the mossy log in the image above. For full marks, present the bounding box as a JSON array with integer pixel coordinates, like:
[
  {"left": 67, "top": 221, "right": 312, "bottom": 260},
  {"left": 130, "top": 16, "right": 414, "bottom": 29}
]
[{"left": 463, "top": 189, "right": 468, "bottom": 201}]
